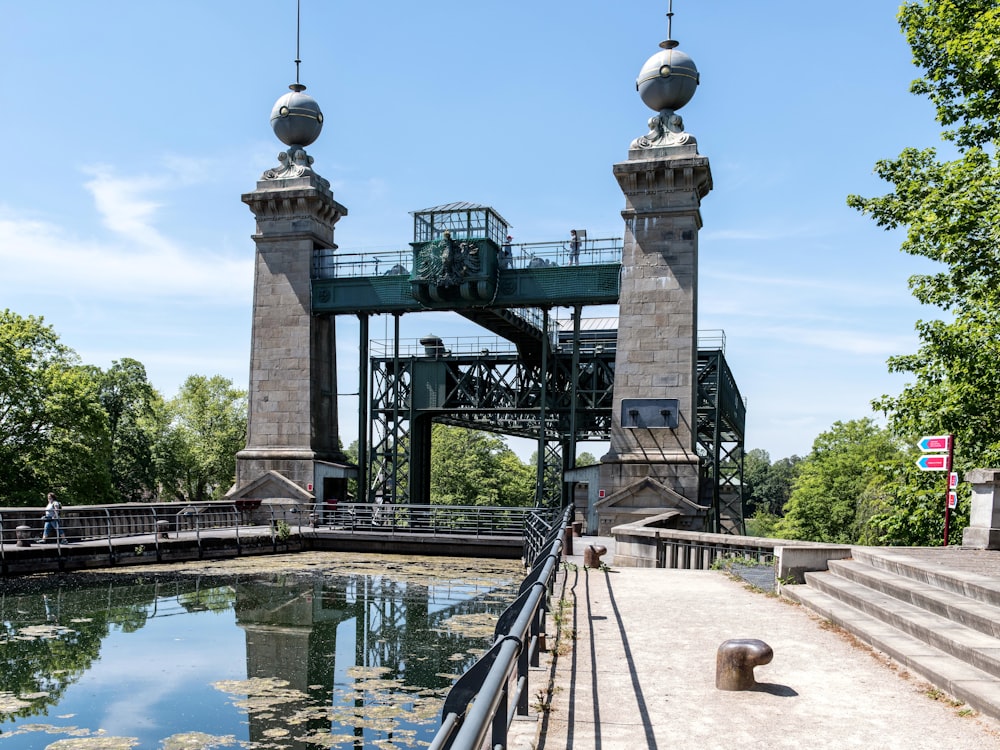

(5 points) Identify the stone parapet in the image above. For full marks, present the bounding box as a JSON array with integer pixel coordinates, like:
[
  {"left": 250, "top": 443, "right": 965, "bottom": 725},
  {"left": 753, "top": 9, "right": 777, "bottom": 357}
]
[{"left": 963, "top": 468, "right": 1000, "bottom": 549}]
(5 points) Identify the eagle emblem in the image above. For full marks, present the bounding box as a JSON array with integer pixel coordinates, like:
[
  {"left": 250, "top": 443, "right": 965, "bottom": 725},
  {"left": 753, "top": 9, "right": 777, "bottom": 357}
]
[{"left": 416, "top": 233, "right": 481, "bottom": 287}]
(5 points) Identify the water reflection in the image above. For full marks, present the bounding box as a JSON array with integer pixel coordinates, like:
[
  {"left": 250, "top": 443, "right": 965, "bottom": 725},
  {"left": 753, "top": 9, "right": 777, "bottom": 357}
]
[{"left": 0, "top": 553, "right": 522, "bottom": 748}]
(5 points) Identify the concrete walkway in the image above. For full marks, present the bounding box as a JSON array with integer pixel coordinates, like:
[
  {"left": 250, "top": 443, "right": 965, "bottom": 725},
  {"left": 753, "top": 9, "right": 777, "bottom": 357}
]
[{"left": 509, "top": 536, "right": 1000, "bottom": 750}]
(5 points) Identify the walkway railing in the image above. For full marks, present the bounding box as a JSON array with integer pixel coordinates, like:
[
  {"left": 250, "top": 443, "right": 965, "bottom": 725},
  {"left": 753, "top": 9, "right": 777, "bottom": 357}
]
[
  {"left": 304, "top": 503, "right": 541, "bottom": 538},
  {"left": 0, "top": 502, "right": 550, "bottom": 573},
  {"left": 312, "top": 237, "right": 624, "bottom": 280},
  {"left": 429, "top": 505, "right": 572, "bottom": 750}
]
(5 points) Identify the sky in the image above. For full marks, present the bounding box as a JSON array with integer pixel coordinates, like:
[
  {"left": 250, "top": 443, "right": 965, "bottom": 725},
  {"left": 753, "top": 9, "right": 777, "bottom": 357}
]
[{"left": 0, "top": 1, "right": 949, "bottom": 461}]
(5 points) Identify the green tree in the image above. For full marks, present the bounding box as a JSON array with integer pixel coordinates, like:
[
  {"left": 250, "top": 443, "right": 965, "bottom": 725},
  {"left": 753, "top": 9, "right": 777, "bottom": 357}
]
[
  {"left": 849, "top": 1, "right": 1000, "bottom": 469},
  {"left": 898, "top": 0, "right": 1000, "bottom": 150},
  {"left": 155, "top": 375, "right": 247, "bottom": 502},
  {"left": 775, "top": 419, "right": 904, "bottom": 544},
  {"left": 743, "top": 449, "right": 802, "bottom": 517},
  {"left": 844, "top": 2, "right": 1000, "bottom": 543},
  {"left": 0, "top": 310, "right": 110, "bottom": 505},
  {"left": 430, "top": 424, "right": 533, "bottom": 507},
  {"left": 575, "top": 451, "right": 598, "bottom": 467},
  {"left": 96, "top": 358, "right": 162, "bottom": 501}
]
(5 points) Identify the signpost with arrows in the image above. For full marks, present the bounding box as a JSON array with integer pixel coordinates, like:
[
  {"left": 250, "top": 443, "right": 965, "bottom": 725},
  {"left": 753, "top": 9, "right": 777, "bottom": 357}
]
[{"left": 916, "top": 434, "right": 956, "bottom": 545}]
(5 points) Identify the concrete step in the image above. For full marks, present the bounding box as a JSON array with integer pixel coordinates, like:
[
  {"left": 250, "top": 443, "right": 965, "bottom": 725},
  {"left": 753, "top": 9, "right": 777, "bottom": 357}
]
[
  {"left": 851, "top": 547, "right": 1000, "bottom": 607},
  {"left": 828, "top": 559, "right": 1000, "bottom": 640},
  {"left": 803, "top": 569, "right": 1000, "bottom": 679},
  {"left": 782, "top": 583, "right": 1000, "bottom": 722}
]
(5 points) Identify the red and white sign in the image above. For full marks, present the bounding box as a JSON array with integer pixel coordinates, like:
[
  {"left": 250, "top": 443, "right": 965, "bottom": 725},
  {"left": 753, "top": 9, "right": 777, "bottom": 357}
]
[
  {"left": 916, "top": 454, "right": 951, "bottom": 471},
  {"left": 918, "top": 435, "right": 952, "bottom": 452},
  {"left": 598, "top": 489, "right": 606, "bottom": 498},
  {"left": 948, "top": 491, "right": 958, "bottom": 509},
  {"left": 949, "top": 472, "right": 959, "bottom": 489}
]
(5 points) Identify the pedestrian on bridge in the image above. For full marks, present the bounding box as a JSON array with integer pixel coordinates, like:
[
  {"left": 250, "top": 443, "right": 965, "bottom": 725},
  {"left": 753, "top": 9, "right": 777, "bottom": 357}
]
[{"left": 41, "top": 492, "right": 67, "bottom": 543}]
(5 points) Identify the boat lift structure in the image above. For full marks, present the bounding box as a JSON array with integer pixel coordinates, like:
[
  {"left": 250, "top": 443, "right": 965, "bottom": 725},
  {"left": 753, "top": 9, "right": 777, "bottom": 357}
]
[{"left": 311, "top": 203, "right": 746, "bottom": 534}]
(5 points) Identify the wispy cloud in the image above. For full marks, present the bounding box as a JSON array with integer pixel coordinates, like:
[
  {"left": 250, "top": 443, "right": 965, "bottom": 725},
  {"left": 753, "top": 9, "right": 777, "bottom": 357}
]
[
  {"left": 755, "top": 325, "right": 916, "bottom": 356},
  {"left": 0, "top": 162, "right": 252, "bottom": 305}
]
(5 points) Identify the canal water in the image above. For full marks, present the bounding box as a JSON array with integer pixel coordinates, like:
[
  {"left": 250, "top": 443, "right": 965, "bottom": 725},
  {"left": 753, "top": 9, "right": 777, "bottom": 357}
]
[{"left": 0, "top": 551, "right": 524, "bottom": 749}]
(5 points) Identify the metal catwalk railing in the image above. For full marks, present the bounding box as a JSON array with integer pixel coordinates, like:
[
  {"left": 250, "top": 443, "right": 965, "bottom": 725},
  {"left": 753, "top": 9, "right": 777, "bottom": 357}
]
[
  {"left": 0, "top": 502, "right": 549, "bottom": 573},
  {"left": 429, "top": 505, "right": 572, "bottom": 750}
]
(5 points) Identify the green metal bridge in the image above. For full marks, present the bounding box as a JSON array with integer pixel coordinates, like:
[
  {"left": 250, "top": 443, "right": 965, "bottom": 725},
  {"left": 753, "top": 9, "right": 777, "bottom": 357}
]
[{"left": 311, "top": 203, "right": 746, "bottom": 534}]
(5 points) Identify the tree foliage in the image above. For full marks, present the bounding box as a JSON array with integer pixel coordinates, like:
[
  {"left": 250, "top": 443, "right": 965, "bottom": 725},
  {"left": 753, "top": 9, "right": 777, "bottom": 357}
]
[
  {"left": 0, "top": 311, "right": 252, "bottom": 506},
  {"left": 899, "top": 0, "right": 1000, "bottom": 149},
  {"left": 155, "top": 375, "right": 247, "bottom": 502},
  {"left": 0, "top": 310, "right": 109, "bottom": 505},
  {"left": 841, "top": 2, "right": 1000, "bottom": 544},
  {"left": 429, "top": 424, "right": 534, "bottom": 507},
  {"left": 97, "top": 358, "right": 161, "bottom": 501},
  {"left": 775, "top": 420, "right": 904, "bottom": 544},
  {"left": 742, "top": 448, "right": 802, "bottom": 517}
]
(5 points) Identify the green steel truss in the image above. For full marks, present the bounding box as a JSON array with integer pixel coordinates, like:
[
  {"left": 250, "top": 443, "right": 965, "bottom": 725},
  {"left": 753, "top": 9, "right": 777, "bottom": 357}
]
[
  {"left": 366, "top": 337, "right": 746, "bottom": 530},
  {"left": 696, "top": 349, "right": 747, "bottom": 535},
  {"left": 322, "top": 204, "right": 745, "bottom": 530}
]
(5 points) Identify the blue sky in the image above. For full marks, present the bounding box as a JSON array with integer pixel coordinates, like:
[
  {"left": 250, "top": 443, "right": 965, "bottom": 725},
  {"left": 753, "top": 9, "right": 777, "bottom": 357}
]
[{"left": 0, "top": 1, "right": 947, "bottom": 461}]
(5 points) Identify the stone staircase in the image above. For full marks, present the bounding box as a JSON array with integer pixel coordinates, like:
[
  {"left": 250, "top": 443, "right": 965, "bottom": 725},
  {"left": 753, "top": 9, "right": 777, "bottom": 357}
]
[{"left": 781, "top": 546, "right": 1000, "bottom": 721}]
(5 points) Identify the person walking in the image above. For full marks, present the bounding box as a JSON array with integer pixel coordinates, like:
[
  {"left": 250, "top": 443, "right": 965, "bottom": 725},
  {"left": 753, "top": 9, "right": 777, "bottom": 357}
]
[{"left": 41, "top": 493, "right": 67, "bottom": 542}]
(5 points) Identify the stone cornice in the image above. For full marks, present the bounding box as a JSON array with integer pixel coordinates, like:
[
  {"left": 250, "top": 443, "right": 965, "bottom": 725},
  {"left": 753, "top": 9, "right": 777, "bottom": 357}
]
[{"left": 613, "top": 155, "right": 712, "bottom": 200}]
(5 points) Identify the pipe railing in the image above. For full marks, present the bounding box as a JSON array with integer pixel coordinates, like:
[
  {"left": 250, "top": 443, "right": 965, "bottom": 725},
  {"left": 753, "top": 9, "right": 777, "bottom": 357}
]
[
  {"left": 302, "top": 503, "right": 543, "bottom": 538},
  {"left": 429, "top": 505, "right": 572, "bottom": 750},
  {"left": 0, "top": 504, "right": 249, "bottom": 570},
  {"left": 313, "top": 237, "right": 625, "bottom": 280},
  {"left": 0, "top": 503, "right": 551, "bottom": 574}
]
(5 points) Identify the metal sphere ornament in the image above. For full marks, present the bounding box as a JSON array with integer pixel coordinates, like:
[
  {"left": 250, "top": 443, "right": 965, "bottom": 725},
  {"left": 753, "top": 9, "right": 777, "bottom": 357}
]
[
  {"left": 636, "top": 40, "right": 699, "bottom": 113},
  {"left": 270, "top": 83, "right": 324, "bottom": 147}
]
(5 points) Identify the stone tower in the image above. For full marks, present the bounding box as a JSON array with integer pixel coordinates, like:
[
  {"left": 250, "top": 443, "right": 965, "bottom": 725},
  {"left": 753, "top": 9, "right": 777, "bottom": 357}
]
[
  {"left": 596, "top": 26, "right": 713, "bottom": 533},
  {"left": 229, "top": 82, "right": 354, "bottom": 505}
]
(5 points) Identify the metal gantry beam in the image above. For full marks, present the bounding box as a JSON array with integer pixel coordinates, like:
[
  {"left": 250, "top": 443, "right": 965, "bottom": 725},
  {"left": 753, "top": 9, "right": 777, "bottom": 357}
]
[
  {"left": 365, "top": 328, "right": 744, "bottom": 532},
  {"left": 696, "top": 348, "right": 747, "bottom": 534},
  {"left": 332, "top": 213, "right": 743, "bottom": 530}
]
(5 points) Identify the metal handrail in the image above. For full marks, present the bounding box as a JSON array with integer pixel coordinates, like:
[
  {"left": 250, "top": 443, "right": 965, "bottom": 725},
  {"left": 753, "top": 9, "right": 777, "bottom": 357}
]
[
  {"left": 313, "top": 236, "right": 625, "bottom": 280},
  {"left": 429, "top": 505, "right": 572, "bottom": 750},
  {"left": 0, "top": 503, "right": 543, "bottom": 551},
  {"left": 0, "top": 503, "right": 245, "bottom": 555},
  {"left": 302, "top": 503, "right": 541, "bottom": 538}
]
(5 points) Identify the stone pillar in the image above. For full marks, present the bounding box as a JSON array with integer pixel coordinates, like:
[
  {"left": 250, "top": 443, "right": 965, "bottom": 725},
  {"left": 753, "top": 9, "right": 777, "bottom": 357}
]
[
  {"left": 600, "top": 145, "right": 712, "bottom": 505},
  {"left": 962, "top": 469, "right": 1000, "bottom": 549},
  {"left": 234, "top": 171, "right": 350, "bottom": 495}
]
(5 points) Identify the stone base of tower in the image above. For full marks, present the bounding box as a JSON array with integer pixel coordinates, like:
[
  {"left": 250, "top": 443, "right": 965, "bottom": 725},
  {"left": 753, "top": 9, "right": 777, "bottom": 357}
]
[
  {"left": 594, "top": 456, "right": 707, "bottom": 536},
  {"left": 228, "top": 449, "right": 356, "bottom": 505}
]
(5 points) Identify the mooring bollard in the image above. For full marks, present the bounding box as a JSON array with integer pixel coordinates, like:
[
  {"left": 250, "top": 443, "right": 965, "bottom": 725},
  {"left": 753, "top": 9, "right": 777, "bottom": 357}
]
[
  {"left": 716, "top": 638, "right": 773, "bottom": 690},
  {"left": 563, "top": 525, "right": 574, "bottom": 556},
  {"left": 15, "top": 525, "right": 33, "bottom": 547},
  {"left": 583, "top": 544, "right": 607, "bottom": 568},
  {"left": 156, "top": 520, "right": 170, "bottom": 539}
]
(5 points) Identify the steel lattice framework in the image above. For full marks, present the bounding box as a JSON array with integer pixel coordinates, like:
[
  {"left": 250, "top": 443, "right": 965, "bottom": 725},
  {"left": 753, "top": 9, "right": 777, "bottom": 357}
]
[
  {"left": 314, "top": 205, "right": 746, "bottom": 532},
  {"left": 366, "top": 335, "right": 745, "bottom": 531}
]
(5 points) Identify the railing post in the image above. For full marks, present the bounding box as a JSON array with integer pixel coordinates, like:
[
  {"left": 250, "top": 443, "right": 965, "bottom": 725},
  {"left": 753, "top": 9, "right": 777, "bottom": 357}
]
[
  {"left": 233, "top": 504, "right": 241, "bottom": 555},
  {"left": 104, "top": 508, "right": 114, "bottom": 564},
  {"left": 492, "top": 681, "right": 509, "bottom": 750},
  {"left": 0, "top": 513, "right": 7, "bottom": 576},
  {"left": 517, "top": 629, "right": 531, "bottom": 716},
  {"left": 152, "top": 507, "right": 161, "bottom": 561}
]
